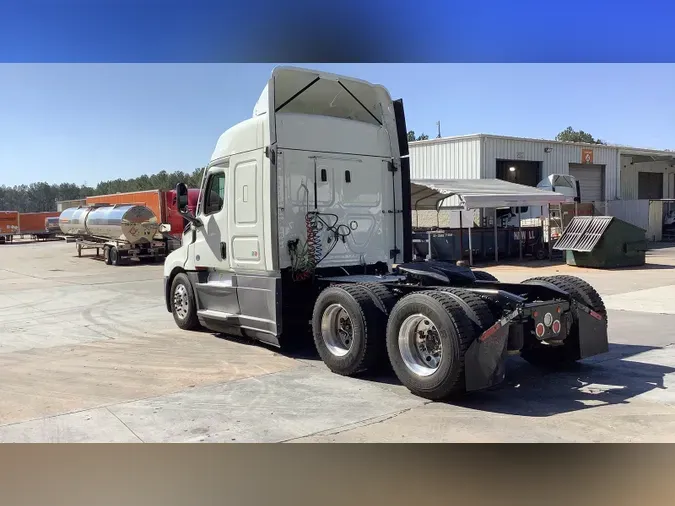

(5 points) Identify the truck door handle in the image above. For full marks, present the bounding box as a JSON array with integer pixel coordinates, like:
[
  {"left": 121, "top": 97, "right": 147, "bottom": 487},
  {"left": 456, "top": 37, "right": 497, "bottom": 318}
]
[{"left": 220, "top": 242, "right": 227, "bottom": 259}]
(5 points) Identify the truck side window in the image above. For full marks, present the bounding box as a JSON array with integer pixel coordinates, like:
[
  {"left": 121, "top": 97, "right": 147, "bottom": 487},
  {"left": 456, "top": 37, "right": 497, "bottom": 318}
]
[{"left": 204, "top": 172, "right": 225, "bottom": 215}]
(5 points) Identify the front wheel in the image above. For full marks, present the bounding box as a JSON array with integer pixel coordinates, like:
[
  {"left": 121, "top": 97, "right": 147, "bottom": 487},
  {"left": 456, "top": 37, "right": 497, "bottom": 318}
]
[
  {"left": 170, "top": 273, "right": 201, "bottom": 330},
  {"left": 386, "top": 291, "right": 476, "bottom": 400}
]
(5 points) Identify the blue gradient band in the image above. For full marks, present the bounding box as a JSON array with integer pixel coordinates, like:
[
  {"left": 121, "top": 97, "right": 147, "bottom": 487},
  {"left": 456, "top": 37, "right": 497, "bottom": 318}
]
[{"left": 1, "top": 0, "right": 674, "bottom": 62}]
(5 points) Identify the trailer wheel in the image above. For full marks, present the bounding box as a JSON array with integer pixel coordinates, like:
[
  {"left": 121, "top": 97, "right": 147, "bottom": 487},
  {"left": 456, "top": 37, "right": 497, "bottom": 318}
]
[
  {"left": 521, "top": 275, "right": 607, "bottom": 367},
  {"left": 110, "top": 247, "right": 121, "bottom": 266},
  {"left": 472, "top": 270, "right": 499, "bottom": 282},
  {"left": 170, "top": 273, "right": 200, "bottom": 330},
  {"left": 312, "top": 284, "right": 385, "bottom": 376},
  {"left": 386, "top": 291, "right": 475, "bottom": 400},
  {"left": 103, "top": 246, "right": 112, "bottom": 265}
]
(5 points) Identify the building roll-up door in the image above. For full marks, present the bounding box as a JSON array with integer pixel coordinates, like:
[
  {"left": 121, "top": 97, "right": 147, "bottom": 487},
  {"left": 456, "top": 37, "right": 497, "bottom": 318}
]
[
  {"left": 637, "top": 172, "right": 663, "bottom": 200},
  {"left": 569, "top": 163, "right": 605, "bottom": 202}
]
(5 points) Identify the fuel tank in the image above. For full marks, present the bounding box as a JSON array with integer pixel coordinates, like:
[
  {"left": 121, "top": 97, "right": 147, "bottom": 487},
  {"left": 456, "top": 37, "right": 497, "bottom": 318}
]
[{"left": 59, "top": 204, "right": 160, "bottom": 244}]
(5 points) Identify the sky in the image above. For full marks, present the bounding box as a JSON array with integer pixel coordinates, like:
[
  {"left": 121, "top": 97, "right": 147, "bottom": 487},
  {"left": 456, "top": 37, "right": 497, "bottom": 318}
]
[{"left": 1, "top": 63, "right": 674, "bottom": 187}]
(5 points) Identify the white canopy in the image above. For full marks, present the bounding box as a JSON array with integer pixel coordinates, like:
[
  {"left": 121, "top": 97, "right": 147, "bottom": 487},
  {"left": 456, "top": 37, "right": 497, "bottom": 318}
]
[{"left": 410, "top": 178, "right": 567, "bottom": 210}]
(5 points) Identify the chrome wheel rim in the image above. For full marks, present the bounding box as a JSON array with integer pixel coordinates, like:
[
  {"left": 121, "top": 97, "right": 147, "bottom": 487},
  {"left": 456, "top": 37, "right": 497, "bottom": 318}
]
[
  {"left": 320, "top": 303, "right": 354, "bottom": 357},
  {"left": 173, "top": 284, "right": 190, "bottom": 320},
  {"left": 398, "top": 314, "right": 442, "bottom": 377}
]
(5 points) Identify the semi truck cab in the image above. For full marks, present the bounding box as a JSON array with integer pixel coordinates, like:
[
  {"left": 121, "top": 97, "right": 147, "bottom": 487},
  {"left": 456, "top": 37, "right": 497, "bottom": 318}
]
[
  {"left": 163, "top": 67, "right": 609, "bottom": 401},
  {"left": 164, "top": 66, "right": 407, "bottom": 346}
]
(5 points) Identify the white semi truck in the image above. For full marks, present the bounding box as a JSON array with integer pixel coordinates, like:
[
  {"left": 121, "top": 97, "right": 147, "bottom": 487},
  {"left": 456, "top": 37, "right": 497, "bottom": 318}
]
[{"left": 163, "top": 67, "right": 609, "bottom": 400}]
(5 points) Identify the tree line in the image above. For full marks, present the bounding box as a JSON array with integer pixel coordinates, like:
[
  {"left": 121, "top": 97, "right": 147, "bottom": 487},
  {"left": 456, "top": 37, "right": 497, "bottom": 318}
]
[
  {"left": 0, "top": 127, "right": 638, "bottom": 213},
  {"left": 0, "top": 168, "right": 205, "bottom": 212}
]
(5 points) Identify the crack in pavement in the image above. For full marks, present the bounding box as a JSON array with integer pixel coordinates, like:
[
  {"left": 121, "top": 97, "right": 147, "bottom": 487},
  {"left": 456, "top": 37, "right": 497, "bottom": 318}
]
[{"left": 279, "top": 404, "right": 426, "bottom": 442}]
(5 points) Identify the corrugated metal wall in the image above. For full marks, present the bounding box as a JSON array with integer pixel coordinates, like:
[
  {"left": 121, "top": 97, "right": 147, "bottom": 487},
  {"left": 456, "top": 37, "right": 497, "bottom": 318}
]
[
  {"left": 619, "top": 156, "right": 675, "bottom": 200},
  {"left": 648, "top": 200, "right": 664, "bottom": 241},
  {"left": 482, "top": 136, "right": 619, "bottom": 199},
  {"left": 409, "top": 136, "right": 482, "bottom": 179},
  {"left": 410, "top": 135, "right": 620, "bottom": 200},
  {"left": 606, "top": 200, "right": 650, "bottom": 232}
]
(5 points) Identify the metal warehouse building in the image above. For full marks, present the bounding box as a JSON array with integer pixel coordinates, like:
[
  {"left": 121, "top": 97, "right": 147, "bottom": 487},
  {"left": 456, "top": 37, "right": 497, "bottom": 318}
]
[{"left": 410, "top": 134, "right": 675, "bottom": 236}]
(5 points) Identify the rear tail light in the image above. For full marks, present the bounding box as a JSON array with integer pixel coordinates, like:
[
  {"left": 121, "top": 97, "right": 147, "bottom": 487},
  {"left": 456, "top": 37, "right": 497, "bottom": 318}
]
[
  {"left": 552, "top": 320, "right": 561, "bottom": 334},
  {"left": 544, "top": 312, "right": 553, "bottom": 327},
  {"left": 535, "top": 323, "right": 546, "bottom": 338}
]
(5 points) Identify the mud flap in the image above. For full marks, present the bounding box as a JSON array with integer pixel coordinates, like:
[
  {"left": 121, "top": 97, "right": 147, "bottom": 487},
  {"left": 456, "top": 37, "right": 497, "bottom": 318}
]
[
  {"left": 464, "top": 325, "right": 509, "bottom": 392},
  {"left": 576, "top": 306, "right": 609, "bottom": 359}
]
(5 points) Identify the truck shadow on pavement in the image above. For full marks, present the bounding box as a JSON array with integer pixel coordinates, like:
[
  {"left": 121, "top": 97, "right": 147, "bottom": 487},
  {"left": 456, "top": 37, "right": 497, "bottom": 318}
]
[
  {"left": 293, "top": 341, "right": 673, "bottom": 417},
  {"left": 450, "top": 343, "right": 674, "bottom": 417},
  {"left": 213, "top": 332, "right": 673, "bottom": 418}
]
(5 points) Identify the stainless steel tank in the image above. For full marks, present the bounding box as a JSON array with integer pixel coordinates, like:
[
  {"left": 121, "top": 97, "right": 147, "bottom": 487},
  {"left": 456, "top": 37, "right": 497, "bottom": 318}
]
[{"left": 59, "top": 204, "right": 160, "bottom": 244}]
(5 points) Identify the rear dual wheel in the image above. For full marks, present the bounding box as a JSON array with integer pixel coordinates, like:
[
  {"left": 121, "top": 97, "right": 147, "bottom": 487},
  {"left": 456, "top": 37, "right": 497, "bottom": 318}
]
[
  {"left": 104, "top": 246, "right": 121, "bottom": 266},
  {"left": 520, "top": 275, "right": 606, "bottom": 367},
  {"left": 314, "top": 284, "right": 494, "bottom": 400},
  {"left": 312, "top": 284, "right": 387, "bottom": 376},
  {"left": 385, "top": 290, "right": 490, "bottom": 400}
]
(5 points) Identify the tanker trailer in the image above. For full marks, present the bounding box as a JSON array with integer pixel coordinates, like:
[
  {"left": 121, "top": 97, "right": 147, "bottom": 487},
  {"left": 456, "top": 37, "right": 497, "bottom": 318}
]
[{"left": 59, "top": 204, "right": 167, "bottom": 265}]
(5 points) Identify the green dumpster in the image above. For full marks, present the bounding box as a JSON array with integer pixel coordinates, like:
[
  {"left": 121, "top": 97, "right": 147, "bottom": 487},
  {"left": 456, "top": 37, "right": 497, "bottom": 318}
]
[{"left": 553, "top": 216, "right": 647, "bottom": 268}]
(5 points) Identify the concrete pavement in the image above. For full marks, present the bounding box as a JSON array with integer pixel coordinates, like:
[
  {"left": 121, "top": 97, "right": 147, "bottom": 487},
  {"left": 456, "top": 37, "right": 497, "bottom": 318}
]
[{"left": 1, "top": 239, "right": 675, "bottom": 442}]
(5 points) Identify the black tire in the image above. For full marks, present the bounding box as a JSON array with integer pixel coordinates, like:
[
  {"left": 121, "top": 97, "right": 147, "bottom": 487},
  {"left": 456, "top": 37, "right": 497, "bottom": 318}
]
[
  {"left": 103, "top": 246, "right": 112, "bottom": 265},
  {"left": 312, "top": 284, "right": 386, "bottom": 376},
  {"left": 357, "top": 282, "right": 397, "bottom": 315},
  {"left": 386, "top": 290, "right": 476, "bottom": 400},
  {"left": 357, "top": 282, "right": 400, "bottom": 372},
  {"left": 435, "top": 288, "right": 498, "bottom": 334},
  {"left": 170, "top": 273, "right": 201, "bottom": 330},
  {"left": 110, "top": 247, "right": 120, "bottom": 266},
  {"left": 554, "top": 275, "right": 606, "bottom": 319},
  {"left": 521, "top": 275, "right": 606, "bottom": 367},
  {"left": 534, "top": 247, "right": 548, "bottom": 261},
  {"left": 472, "top": 270, "right": 499, "bottom": 282}
]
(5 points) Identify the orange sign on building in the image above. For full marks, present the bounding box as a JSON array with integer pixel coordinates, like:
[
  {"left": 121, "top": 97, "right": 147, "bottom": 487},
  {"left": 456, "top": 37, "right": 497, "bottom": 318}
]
[{"left": 581, "top": 148, "right": 594, "bottom": 164}]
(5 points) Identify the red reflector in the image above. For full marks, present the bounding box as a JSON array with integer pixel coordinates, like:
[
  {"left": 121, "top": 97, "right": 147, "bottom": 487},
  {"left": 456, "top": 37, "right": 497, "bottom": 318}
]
[
  {"left": 195, "top": 266, "right": 208, "bottom": 271},
  {"left": 552, "top": 320, "right": 561, "bottom": 334},
  {"left": 589, "top": 310, "right": 603, "bottom": 321},
  {"left": 533, "top": 311, "right": 538, "bottom": 318},
  {"left": 479, "top": 322, "right": 502, "bottom": 342},
  {"left": 557, "top": 307, "right": 561, "bottom": 313},
  {"left": 535, "top": 323, "right": 546, "bottom": 338}
]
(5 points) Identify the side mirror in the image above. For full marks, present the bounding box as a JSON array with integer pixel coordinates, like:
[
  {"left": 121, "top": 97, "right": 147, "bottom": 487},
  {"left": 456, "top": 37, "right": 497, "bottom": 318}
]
[
  {"left": 175, "top": 182, "right": 202, "bottom": 228},
  {"left": 176, "top": 183, "right": 189, "bottom": 213}
]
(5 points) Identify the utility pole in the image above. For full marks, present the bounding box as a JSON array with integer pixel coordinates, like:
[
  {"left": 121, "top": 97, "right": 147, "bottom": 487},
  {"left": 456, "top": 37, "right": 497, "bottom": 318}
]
[{"left": 436, "top": 121, "right": 441, "bottom": 138}]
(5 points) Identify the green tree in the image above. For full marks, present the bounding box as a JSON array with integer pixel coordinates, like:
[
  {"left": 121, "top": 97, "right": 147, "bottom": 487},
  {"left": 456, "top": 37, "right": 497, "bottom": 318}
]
[
  {"left": 0, "top": 168, "right": 207, "bottom": 212},
  {"left": 407, "top": 130, "right": 430, "bottom": 142},
  {"left": 555, "top": 126, "right": 606, "bottom": 145}
]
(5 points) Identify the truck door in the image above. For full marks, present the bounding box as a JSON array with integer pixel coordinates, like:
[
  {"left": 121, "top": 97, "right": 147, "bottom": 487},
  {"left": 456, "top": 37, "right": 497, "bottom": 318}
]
[{"left": 190, "top": 165, "right": 239, "bottom": 316}]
